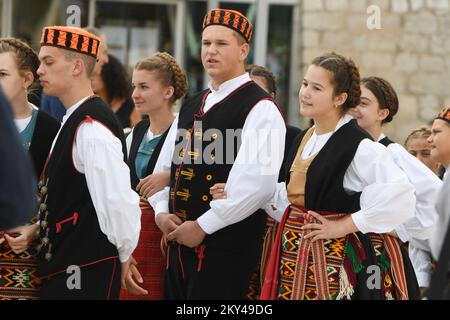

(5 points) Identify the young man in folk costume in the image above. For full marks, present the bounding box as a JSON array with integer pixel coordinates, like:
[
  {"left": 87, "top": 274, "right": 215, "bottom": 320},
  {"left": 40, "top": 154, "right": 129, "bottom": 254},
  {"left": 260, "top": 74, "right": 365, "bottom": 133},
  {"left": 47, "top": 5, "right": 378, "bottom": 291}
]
[
  {"left": 36, "top": 26, "right": 141, "bottom": 299},
  {"left": 149, "top": 9, "right": 286, "bottom": 299}
]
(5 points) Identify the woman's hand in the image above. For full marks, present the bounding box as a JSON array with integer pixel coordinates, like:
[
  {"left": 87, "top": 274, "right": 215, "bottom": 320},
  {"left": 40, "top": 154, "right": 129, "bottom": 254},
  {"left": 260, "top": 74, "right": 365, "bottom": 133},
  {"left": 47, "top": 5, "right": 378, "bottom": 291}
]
[
  {"left": 3, "top": 224, "right": 39, "bottom": 254},
  {"left": 302, "top": 211, "right": 358, "bottom": 241},
  {"left": 137, "top": 171, "right": 171, "bottom": 198},
  {"left": 122, "top": 255, "right": 148, "bottom": 295},
  {"left": 210, "top": 183, "right": 226, "bottom": 200}
]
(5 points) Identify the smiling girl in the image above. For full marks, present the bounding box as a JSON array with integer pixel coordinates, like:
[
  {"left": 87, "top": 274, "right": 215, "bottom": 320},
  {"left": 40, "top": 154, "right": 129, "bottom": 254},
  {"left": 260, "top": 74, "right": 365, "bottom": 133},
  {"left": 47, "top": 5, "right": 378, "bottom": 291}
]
[
  {"left": 351, "top": 76, "right": 441, "bottom": 295},
  {"left": 260, "top": 53, "right": 418, "bottom": 300},
  {"left": 120, "top": 52, "right": 187, "bottom": 300}
]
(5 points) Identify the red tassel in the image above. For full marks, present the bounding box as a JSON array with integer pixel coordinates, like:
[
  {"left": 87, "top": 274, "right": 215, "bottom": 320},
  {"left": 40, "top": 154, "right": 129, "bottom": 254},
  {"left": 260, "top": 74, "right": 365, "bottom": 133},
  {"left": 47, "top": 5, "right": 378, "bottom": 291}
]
[{"left": 343, "top": 256, "right": 357, "bottom": 287}]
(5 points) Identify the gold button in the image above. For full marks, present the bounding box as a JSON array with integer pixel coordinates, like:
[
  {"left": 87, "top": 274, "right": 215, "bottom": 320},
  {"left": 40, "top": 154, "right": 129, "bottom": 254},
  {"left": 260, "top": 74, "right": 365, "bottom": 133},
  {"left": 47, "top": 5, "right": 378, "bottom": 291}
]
[
  {"left": 212, "top": 133, "right": 218, "bottom": 140},
  {"left": 206, "top": 175, "right": 212, "bottom": 181},
  {"left": 202, "top": 195, "right": 209, "bottom": 201}
]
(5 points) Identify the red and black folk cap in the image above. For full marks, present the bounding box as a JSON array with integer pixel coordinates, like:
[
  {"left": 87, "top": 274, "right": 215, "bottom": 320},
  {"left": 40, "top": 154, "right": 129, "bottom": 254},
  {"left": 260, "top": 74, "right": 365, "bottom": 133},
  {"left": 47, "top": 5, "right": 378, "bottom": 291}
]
[
  {"left": 40, "top": 26, "right": 100, "bottom": 59},
  {"left": 437, "top": 106, "right": 450, "bottom": 124},
  {"left": 202, "top": 9, "right": 253, "bottom": 43}
]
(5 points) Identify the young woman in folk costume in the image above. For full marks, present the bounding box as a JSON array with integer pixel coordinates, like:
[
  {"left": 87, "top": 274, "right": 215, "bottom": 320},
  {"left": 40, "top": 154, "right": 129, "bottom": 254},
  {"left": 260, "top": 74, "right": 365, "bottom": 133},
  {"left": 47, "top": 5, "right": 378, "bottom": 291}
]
[
  {"left": 259, "top": 52, "right": 418, "bottom": 300},
  {"left": 0, "top": 38, "right": 60, "bottom": 299},
  {"left": 351, "top": 76, "right": 440, "bottom": 296},
  {"left": 120, "top": 52, "right": 188, "bottom": 300},
  {"left": 405, "top": 127, "right": 445, "bottom": 179}
]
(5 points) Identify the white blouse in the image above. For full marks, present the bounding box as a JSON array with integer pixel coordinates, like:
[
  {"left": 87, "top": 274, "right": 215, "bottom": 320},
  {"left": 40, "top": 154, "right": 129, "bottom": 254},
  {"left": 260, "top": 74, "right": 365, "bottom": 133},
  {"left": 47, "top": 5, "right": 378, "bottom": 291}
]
[
  {"left": 265, "top": 115, "right": 416, "bottom": 234},
  {"left": 377, "top": 134, "right": 441, "bottom": 288},
  {"left": 430, "top": 169, "right": 450, "bottom": 260},
  {"left": 378, "top": 134, "right": 441, "bottom": 243},
  {"left": 14, "top": 103, "right": 39, "bottom": 132}
]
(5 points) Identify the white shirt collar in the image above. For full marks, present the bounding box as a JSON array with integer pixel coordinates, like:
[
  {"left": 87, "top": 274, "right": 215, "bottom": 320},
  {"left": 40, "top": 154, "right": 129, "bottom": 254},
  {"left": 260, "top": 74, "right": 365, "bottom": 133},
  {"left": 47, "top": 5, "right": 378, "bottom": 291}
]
[
  {"left": 311, "top": 114, "right": 354, "bottom": 138},
  {"left": 377, "top": 133, "right": 386, "bottom": 142},
  {"left": 62, "top": 96, "right": 91, "bottom": 125},
  {"left": 207, "top": 73, "right": 251, "bottom": 95},
  {"left": 303, "top": 114, "right": 355, "bottom": 159}
]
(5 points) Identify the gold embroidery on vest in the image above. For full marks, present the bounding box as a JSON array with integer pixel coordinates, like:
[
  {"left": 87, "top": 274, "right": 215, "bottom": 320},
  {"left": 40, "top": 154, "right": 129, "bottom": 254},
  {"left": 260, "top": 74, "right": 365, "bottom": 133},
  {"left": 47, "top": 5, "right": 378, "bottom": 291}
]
[
  {"left": 176, "top": 209, "right": 187, "bottom": 220},
  {"left": 188, "top": 149, "right": 200, "bottom": 160},
  {"left": 180, "top": 168, "right": 195, "bottom": 181},
  {"left": 176, "top": 188, "right": 191, "bottom": 201}
]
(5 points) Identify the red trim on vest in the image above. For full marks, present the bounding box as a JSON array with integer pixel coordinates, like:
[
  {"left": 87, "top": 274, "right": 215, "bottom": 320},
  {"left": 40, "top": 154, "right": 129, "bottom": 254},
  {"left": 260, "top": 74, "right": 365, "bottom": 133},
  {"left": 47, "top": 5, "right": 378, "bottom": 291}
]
[
  {"left": 248, "top": 97, "right": 285, "bottom": 121},
  {"left": 55, "top": 212, "right": 79, "bottom": 234},
  {"left": 72, "top": 116, "right": 118, "bottom": 174},
  {"left": 107, "top": 257, "right": 117, "bottom": 300},
  {"left": 40, "top": 255, "right": 119, "bottom": 280},
  {"left": 198, "top": 80, "right": 254, "bottom": 116}
]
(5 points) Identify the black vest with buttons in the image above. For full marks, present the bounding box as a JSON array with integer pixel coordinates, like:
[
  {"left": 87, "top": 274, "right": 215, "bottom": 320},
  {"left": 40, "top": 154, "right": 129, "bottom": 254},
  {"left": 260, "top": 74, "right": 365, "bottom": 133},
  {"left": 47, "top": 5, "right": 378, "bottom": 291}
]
[
  {"left": 284, "top": 119, "right": 372, "bottom": 213},
  {"left": 37, "top": 97, "right": 127, "bottom": 278},
  {"left": 169, "top": 81, "right": 277, "bottom": 255}
]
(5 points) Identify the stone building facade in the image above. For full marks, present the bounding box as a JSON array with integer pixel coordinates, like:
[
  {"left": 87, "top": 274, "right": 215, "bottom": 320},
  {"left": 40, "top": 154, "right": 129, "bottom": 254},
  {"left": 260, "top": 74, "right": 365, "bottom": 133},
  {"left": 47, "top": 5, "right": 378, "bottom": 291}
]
[{"left": 295, "top": 0, "right": 450, "bottom": 143}]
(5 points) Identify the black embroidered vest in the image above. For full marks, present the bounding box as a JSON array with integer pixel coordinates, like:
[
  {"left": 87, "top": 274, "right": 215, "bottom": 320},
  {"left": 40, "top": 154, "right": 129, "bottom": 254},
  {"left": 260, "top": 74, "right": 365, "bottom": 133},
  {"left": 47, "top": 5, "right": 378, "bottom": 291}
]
[
  {"left": 29, "top": 110, "right": 61, "bottom": 177},
  {"left": 379, "top": 136, "right": 395, "bottom": 147},
  {"left": 284, "top": 119, "right": 372, "bottom": 213},
  {"left": 37, "top": 97, "right": 127, "bottom": 278},
  {"left": 169, "top": 81, "right": 278, "bottom": 254}
]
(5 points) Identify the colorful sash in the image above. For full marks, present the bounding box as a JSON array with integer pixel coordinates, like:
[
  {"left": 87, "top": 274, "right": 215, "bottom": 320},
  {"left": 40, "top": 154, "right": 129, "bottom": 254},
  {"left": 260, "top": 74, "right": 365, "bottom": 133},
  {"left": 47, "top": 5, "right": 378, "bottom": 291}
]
[{"left": 261, "top": 205, "right": 365, "bottom": 300}]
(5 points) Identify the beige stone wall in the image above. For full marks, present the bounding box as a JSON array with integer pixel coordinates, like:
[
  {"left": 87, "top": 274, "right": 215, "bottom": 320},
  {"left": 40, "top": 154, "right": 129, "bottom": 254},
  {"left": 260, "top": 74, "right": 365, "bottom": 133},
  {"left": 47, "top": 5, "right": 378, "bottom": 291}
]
[{"left": 295, "top": 0, "right": 450, "bottom": 143}]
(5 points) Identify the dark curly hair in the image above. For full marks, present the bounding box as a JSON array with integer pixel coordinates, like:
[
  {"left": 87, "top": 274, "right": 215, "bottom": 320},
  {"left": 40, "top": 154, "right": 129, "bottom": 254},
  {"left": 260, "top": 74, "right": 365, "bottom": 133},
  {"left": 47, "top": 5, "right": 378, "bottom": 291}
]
[
  {"left": 0, "top": 37, "right": 40, "bottom": 85},
  {"left": 135, "top": 52, "right": 188, "bottom": 104},
  {"left": 100, "top": 54, "right": 132, "bottom": 104},
  {"left": 361, "top": 76, "right": 399, "bottom": 124},
  {"left": 311, "top": 52, "right": 361, "bottom": 113}
]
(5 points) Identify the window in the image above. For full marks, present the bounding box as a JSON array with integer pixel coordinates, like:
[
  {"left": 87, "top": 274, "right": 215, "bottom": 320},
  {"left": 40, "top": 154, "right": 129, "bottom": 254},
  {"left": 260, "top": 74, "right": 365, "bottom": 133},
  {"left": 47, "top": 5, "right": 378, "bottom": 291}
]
[
  {"left": 96, "top": 1, "right": 177, "bottom": 71},
  {"left": 267, "top": 4, "right": 293, "bottom": 114},
  {"left": 11, "top": 0, "right": 89, "bottom": 50},
  {"left": 185, "top": 1, "right": 207, "bottom": 94}
]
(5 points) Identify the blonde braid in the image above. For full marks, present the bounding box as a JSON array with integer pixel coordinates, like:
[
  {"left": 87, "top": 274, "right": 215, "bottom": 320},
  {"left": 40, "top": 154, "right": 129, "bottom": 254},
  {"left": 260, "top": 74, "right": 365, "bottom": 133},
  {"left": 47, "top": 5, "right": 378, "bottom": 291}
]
[{"left": 154, "top": 52, "right": 188, "bottom": 101}]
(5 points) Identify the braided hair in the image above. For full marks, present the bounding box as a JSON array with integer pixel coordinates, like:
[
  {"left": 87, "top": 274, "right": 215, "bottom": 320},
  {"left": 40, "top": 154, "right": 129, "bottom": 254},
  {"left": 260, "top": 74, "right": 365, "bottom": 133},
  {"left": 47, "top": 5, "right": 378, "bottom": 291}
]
[
  {"left": 404, "top": 127, "right": 431, "bottom": 147},
  {"left": 311, "top": 52, "right": 361, "bottom": 113},
  {"left": 135, "top": 52, "right": 188, "bottom": 103},
  {"left": 0, "top": 37, "right": 40, "bottom": 86},
  {"left": 361, "top": 76, "right": 399, "bottom": 124},
  {"left": 246, "top": 64, "right": 277, "bottom": 97}
]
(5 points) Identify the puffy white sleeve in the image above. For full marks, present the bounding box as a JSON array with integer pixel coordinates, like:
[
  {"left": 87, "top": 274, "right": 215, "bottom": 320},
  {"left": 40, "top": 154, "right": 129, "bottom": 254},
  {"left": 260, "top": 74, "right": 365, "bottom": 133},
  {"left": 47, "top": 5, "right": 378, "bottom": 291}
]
[
  {"left": 73, "top": 121, "right": 141, "bottom": 263},
  {"left": 344, "top": 139, "right": 416, "bottom": 234},
  {"left": 197, "top": 100, "right": 286, "bottom": 234},
  {"left": 387, "top": 143, "right": 441, "bottom": 242},
  {"left": 264, "top": 182, "right": 290, "bottom": 223},
  {"left": 409, "top": 244, "right": 433, "bottom": 288},
  {"left": 430, "top": 173, "right": 450, "bottom": 260}
]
